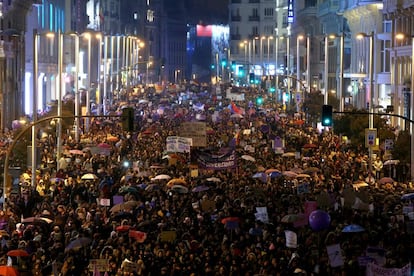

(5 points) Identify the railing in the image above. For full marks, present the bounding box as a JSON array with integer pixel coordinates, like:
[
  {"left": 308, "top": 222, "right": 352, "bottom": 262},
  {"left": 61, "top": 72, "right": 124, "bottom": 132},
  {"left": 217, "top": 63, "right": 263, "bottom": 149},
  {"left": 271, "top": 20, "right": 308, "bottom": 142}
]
[
  {"left": 249, "top": 15, "right": 260, "bottom": 21},
  {"left": 231, "top": 15, "right": 241, "bottom": 21}
]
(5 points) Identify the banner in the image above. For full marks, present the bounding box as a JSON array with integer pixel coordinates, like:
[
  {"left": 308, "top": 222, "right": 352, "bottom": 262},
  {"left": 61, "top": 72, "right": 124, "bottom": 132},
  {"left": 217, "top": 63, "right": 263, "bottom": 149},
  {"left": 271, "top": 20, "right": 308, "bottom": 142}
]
[
  {"left": 180, "top": 122, "right": 207, "bottom": 147},
  {"left": 366, "top": 262, "right": 411, "bottom": 276},
  {"left": 192, "top": 148, "right": 237, "bottom": 170},
  {"left": 166, "top": 136, "right": 192, "bottom": 153},
  {"left": 285, "top": 230, "right": 297, "bottom": 248},
  {"left": 326, "top": 244, "right": 344, "bottom": 267}
]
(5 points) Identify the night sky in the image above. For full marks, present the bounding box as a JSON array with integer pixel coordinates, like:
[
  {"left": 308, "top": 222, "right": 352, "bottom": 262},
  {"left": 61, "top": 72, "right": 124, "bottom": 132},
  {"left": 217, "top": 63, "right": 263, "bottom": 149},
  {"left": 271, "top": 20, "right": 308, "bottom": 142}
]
[{"left": 184, "top": 0, "right": 229, "bottom": 25}]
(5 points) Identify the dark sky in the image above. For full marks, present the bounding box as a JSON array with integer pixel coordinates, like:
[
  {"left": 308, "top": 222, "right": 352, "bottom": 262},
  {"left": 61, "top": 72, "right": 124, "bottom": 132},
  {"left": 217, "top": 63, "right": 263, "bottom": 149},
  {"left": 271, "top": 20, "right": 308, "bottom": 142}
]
[{"left": 184, "top": 0, "right": 229, "bottom": 25}]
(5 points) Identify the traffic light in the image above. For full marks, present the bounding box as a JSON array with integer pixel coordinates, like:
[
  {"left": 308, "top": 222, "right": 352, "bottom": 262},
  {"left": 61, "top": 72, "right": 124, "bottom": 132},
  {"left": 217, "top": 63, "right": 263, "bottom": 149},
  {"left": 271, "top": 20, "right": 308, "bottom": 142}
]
[
  {"left": 256, "top": 96, "right": 264, "bottom": 105},
  {"left": 249, "top": 73, "right": 255, "bottom": 84},
  {"left": 321, "top": 104, "right": 333, "bottom": 126},
  {"left": 231, "top": 61, "right": 236, "bottom": 70},
  {"left": 221, "top": 59, "right": 227, "bottom": 66},
  {"left": 122, "top": 107, "right": 134, "bottom": 132}
]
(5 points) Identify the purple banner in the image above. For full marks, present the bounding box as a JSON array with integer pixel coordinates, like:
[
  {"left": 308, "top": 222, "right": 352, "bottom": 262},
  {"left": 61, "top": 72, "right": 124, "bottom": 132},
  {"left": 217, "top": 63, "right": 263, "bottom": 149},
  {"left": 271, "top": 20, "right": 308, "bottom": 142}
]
[{"left": 193, "top": 148, "right": 237, "bottom": 170}]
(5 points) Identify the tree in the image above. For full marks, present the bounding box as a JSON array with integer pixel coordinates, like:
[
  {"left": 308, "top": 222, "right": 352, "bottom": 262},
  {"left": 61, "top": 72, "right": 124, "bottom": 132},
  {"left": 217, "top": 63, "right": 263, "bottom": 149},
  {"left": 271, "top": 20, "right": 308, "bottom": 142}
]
[
  {"left": 333, "top": 109, "right": 394, "bottom": 148},
  {"left": 302, "top": 91, "right": 339, "bottom": 125},
  {"left": 392, "top": 130, "right": 411, "bottom": 164}
]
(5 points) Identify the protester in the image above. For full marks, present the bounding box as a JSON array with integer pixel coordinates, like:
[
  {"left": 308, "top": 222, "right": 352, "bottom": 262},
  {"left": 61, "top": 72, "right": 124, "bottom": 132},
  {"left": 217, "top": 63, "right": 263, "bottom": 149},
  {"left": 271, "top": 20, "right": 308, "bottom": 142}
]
[{"left": 0, "top": 84, "right": 413, "bottom": 275}]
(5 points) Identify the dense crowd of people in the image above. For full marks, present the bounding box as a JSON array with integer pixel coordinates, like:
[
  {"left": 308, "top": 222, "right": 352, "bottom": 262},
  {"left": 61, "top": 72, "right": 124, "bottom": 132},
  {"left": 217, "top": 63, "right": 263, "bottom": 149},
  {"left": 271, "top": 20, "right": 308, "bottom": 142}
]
[{"left": 0, "top": 85, "right": 413, "bottom": 275}]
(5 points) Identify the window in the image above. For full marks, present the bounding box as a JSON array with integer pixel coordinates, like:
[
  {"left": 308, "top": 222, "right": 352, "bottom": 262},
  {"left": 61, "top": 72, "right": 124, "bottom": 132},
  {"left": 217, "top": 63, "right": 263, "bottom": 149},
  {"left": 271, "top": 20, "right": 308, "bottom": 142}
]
[{"left": 264, "top": 8, "right": 273, "bottom": 17}]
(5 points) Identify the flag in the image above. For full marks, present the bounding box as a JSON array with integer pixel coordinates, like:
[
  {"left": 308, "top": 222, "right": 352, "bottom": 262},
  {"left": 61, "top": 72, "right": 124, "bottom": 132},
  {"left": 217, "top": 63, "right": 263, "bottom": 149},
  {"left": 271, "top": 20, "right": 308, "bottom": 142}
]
[
  {"left": 228, "top": 130, "right": 240, "bottom": 148},
  {"left": 231, "top": 102, "right": 243, "bottom": 115}
]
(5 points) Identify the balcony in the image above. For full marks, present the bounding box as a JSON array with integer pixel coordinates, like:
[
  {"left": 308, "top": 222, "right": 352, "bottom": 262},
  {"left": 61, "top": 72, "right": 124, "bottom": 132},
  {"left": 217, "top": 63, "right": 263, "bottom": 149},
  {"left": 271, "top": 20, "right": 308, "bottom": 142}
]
[
  {"left": 231, "top": 15, "right": 241, "bottom": 21},
  {"left": 249, "top": 0, "right": 260, "bottom": 3},
  {"left": 249, "top": 15, "right": 260, "bottom": 21},
  {"left": 231, "top": 0, "right": 241, "bottom": 3}
]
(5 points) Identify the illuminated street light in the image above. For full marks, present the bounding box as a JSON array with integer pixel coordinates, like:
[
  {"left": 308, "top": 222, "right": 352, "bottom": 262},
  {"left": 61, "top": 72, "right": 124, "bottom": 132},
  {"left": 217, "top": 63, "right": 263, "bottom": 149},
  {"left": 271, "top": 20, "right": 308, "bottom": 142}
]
[
  {"left": 296, "top": 34, "right": 304, "bottom": 111},
  {"left": 357, "top": 31, "right": 375, "bottom": 182}
]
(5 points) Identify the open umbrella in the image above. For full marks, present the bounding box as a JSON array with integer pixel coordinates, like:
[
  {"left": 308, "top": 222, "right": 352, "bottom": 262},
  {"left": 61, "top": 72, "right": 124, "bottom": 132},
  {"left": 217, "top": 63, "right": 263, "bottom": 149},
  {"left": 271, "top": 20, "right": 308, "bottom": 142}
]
[
  {"left": 7, "top": 249, "right": 29, "bottom": 257},
  {"left": 167, "top": 178, "right": 187, "bottom": 187},
  {"left": 379, "top": 177, "right": 394, "bottom": 184},
  {"left": 401, "top": 193, "right": 414, "bottom": 201},
  {"left": 265, "top": 168, "right": 281, "bottom": 174},
  {"left": 296, "top": 174, "right": 311, "bottom": 178},
  {"left": 241, "top": 155, "right": 255, "bottom": 162},
  {"left": 283, "top": 171, "right": 298, "bottom": 178},
  {"left": 97, "top": 143, "right": 111, "bottom": 149},
  {"left": 192, "top": 185, "right": 210, "bottom": 193},
  {"left": 21, "top": 216, "right": 53, "bottom": 225},
  {"left": 269, "top": 171, "right": 282, "bottom": 178},
  {"left": 384, "top": 159, "right": 399, "bottom": 166},
  {"left": 81, "top": 173, "right": 98, "bottom": 180},
  {"left": 106, "top": 136, "right": 119, "bottom": 142},
  {"left": 206, "top": 177, "right": 221, "bottom": 182},
  {"left": 303, "top": 167, "right": 320, "bottom": 174},
  {"left": 0, "top": 266, "right": 19, "bottom": 276},
  {"left": 145, "top": 184, "right": 160, "bottom": 192},
  {"left": 281, "top": 214, "right": 306, "bottom": 224},
  {"left": 352, "top": 181, "right": 369, "bottom": 189},
  {"left": 342, "top": 224, "right": 365, "bottom": 233},
  {"left": 230, "top": 113, "right": 243, "bottom": 119},
  {"left": 151, "top": 174, "right": 171, "bottom": 181},
  {"left": 69, "top": 149, "right": 84, "bottom": 155},
  {"left": 110, "top": 201, "right": 139, "bottom": 213},
  {"left": 65, "top": 237, "right": 92, "bottom": 252},
  {"left": 116, "top": 225, "right": 131, "bottom": 232},
  {"left": 170, "top": 184, "right": 189, "bottom": 194},
  {"left": 282, "top": 152, "right": 296, "bottom": 158}
]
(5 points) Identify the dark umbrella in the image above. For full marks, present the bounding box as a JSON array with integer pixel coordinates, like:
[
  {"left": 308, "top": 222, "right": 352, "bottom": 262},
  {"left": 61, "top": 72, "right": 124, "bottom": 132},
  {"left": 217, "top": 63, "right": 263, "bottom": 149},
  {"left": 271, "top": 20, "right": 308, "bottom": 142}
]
[
  {"left": 342, "top": 224, "right": 365, "bottom": 233},
  {"left": 401, "top": 193, "right": 414, "bottom": 201},
  {"left": 192, "top": 185, "right": 210, "bottom": 193},
  {"left": 65, "top": 237, "right": 92, "bottom": 252},
  {"left": 269, "top": 171, "right": 282, "bottom": 178}
]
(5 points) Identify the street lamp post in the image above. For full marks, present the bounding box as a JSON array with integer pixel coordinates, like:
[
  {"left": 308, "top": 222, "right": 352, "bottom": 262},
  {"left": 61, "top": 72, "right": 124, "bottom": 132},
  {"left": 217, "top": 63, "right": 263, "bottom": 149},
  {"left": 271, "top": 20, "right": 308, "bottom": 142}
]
[
  {"left": 306, "top": 35, "right": 311, "bottom": 95},
  {"left": 96, "top": 34, "right": 102, "bottom": 115},
  {"left": 260, "top": 36, "right": 265, "bottom": 75},
  {"left": 411, "top": 35, "right": 414, "bottom": 182},
  {"left": 324, "top": 35, "right": 329, "bottom": 105},
  {"left": 339, "top": 33, "right": 345, "bottom": 112},
  {"left": 296, "top": 35, "right": 304, "bottom": 112},
  {"left": 286, "top": 34, "right": 291, "bottom": 108},
  {"left": 70, "top": 32, "right": 80, "bottom": 142},
  {"left": 267, "top": 36, "right": 273, "bottom": 76},
  {"left": 146, "top": 61, "right": 152, "bottom": 84},
  {"left": 31, "top": 29, "right": 39, "bottom": 190},
  {"left": 275, "top": 32, "right": 279, "bottom": 100},
  {"left": 85, "top": 32, "right": 92, "bottom": 132},
  {"left": 175, "top": 69, "right": 181, "bottom": 84},
  {"left": 357, "top": 31, "right": 375, "bottom": 181},
  {"left": 56, "top": 30, "right": 63, "bottom": 171}
]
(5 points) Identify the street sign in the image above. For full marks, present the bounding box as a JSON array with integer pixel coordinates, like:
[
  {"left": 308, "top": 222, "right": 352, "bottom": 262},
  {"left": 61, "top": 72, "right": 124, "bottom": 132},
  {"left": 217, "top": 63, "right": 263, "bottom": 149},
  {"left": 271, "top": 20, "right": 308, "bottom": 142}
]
[
  {"left": 384, "top": 139, "right": 394, "bottom": 151},
  {"left": 365, "top": 128, "right": 377, "bottom": 148}
]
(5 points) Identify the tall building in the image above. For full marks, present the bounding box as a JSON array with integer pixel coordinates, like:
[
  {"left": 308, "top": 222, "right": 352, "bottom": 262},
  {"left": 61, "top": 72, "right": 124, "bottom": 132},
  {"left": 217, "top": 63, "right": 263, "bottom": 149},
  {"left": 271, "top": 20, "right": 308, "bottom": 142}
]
[
  {"left": 382, "top": 0, "right": 414, "bottom": 129},
  {"left": 0, "top": 0, "right": 38, "bottom": 131}
]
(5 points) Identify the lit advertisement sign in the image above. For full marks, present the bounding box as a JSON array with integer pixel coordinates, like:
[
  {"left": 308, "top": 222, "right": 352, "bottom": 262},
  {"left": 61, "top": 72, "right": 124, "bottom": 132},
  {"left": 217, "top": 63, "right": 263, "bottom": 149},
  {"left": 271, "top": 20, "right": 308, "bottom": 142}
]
[
  {"left": 197, "top": 25, "right": 213, "bottom": 37},
  {"left": 211, "top": 25, "right": 229, "bottom": 67},
  {"left": 288, "top": 0, "right": 294, "bottom": 23}
]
